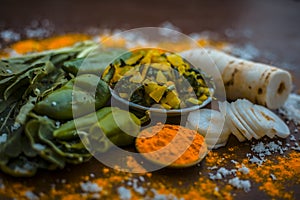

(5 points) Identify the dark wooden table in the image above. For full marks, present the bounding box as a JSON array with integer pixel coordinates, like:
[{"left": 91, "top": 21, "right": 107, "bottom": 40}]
[{"left": 0, "top": 0, "right": 300, "bottom": 199}]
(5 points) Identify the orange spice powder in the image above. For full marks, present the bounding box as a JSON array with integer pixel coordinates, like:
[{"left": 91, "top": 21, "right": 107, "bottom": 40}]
[
  {"left": 11, "top": 33, "right": 91, "bottom": 54},
  {"left": 135, "top": 123, "right": 208, "bottom": 166}
]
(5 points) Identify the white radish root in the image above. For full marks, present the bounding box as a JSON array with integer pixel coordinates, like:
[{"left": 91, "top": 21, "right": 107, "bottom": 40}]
[{"left": 180, "top": 49, "right": 292, "bottom": 109}]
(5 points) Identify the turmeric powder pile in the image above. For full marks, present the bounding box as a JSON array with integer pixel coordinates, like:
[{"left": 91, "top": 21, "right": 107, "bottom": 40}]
[{"left": 136, "top": 123, "right": 207, "bottom": 167}]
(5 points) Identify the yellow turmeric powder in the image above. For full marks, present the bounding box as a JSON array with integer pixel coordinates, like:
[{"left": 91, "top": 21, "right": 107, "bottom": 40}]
[
  {"left": 135, "top": 123, "right": 208, "bottom": 167},
  {"left": 11, "top": 33, "right": 91, "bottom": 54}
]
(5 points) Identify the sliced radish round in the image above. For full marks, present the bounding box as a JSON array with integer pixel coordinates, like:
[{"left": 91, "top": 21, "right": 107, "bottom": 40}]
[
  {"left": 234, "top": 99, "right": 264, "bottom": 138},
  {"left": 231, "top": 101, "right": 261, "bottom": 139},
  {"left": 239, "top": 99, "right": 272, "bottom": 138},
  {"left": 219, "top": 101, "right": 247, "bottom": 142},
  {"left": 253, "top": 104, "right": 290, "bottom": 138}
]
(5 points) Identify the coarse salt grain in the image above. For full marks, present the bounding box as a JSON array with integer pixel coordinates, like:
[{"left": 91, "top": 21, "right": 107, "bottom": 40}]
[
  {"left": 25, "top": 191, "right": 39, "bottom": 200},
  {"left": 249, "top": 156, "right": 264, "bottom": 165},
  {"left": 228, "top": 177, "right": 251, "bottom": 192},
  {"left": 33, "top": 143, "right": 46, "bottom": 151},
  {"left": 0, "top": 133, "right": 8, "bottom": 144},
  {"left": 290, "top": 135, "right": 296, "bottom": 141},
  {"left": 238, "top": 165, "right": 250, "bottom": 175},
  {"left": 0, "top": 30, "right": 20, "bottom": 42},
  {"left": 291, "top": 146, "right": 300, "bottom": 151},
  {"left": 80, "top": 181, "right": 102, "bottom": 193},
  {"left": 278, "top": 93, "right": 300, "bottom": 125},
  {"left": 117, "top": 186, "right": 131, "bottom": 200},
  {"left": 270, "top": 174, "right": 277, "bottom": 180}
]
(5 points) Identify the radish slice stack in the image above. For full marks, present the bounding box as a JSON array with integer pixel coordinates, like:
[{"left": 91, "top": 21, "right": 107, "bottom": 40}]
[
  {"left": 219, "top": 99, "right": 290, "bottom": 141},
  {"left": 187, "top": 99, "right": 290, "bottom": 149}
]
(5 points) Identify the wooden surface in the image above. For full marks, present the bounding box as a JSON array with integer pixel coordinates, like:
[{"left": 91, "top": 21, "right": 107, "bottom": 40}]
[{"left": 0, "top": 0, "right": 300, "bottom": 199}]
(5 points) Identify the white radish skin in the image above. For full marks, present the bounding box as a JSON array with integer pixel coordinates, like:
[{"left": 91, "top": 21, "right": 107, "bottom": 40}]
[{"left": 180, "top": 49, "right": 292, "bottom": 109}]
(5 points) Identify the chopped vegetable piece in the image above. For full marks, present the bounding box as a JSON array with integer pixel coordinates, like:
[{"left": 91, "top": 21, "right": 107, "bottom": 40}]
[
  {"left": 149, "top": 85, "right": 167, "bottom": 103},
  {"left": 102, "top": 49, "right": 212, "bottom": 110}
]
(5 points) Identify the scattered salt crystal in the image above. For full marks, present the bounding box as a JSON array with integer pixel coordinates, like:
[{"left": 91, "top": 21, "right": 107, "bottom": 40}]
[
  {"left": 134, "top": 186, "right": 145, "bottom": 195},
  {"left": 228, "top": 177, "right": 251, "bottom": 192},
  {"left": 209, "top": 172, "right": 222, "bottom": 180},
  {"left": 279, "top": 149, "right": 284, "bottom": 155},
  {"left": 33, "top": 143, "right": 46, "bottom": 151},
  {"left": 51, "top": 101, "right": 57, "bottom": 106},
  {"left": 238, "top": 165, "right": 250, "bottom": 175},
  {"left": 290, "top": 135, "right": 296, "bottom": 141},
  {"left": 55, "top": 121, "right": 61, "bottom": 128},
  {"left": 139, "top": 176, "right": 145, "bottom": 182},
  {"left": 127, "top": 181, "right": 132, "bottom": 186},
  {"left": 270, "top": 174, "right": 277, "bottom": 180},
  {"left": 250, "top": 141, "right": 285, "bottom": 161},
  {"left": 150, "top": 188, "right": 180, "bottom": 200},
  {"left": 291, "top": 146, "right": 300, "bottom": 151},
  {"left": 117, "top": 186, "right": 131, "bottom": 200},
  {"left": 207, "top": 165, "right": 218, "bottom": 170},
  {"left": 80, "top": 181, "right": 102, "bottom": 193},
  {"left": 25, "top": 191, "right": 39, "bottom": 200},
  {"left": 217, "top": 167, "right": 236, "bottom": 177},
  {"left": 251, "top": 142, "right": 265, "bottom": 154},
  {"left": 6, "top": 69, "right": 12, "bottom": 74},
  {"left": 214, "top": 187, "right": 219, "bottom": 192},
  {"left": 25, "top": 27, "right": 50, "bottom": 38},
  {"left": 0, "top": 133, "right": 8, "bottom": 144},
  {"left": 278, "top": 93, "right": 300, "bottom": 125},
  {"left": 266, "top": 142, "right": 280, "bottom": 152},
  {"left": 249, "top": 156, "right": 264, "bottom": 165},
  {"left": 11, "top": 123, "right": 21, "bottom": 131},
  {"left": 0, "top": 30, "right": 20, "bottom": 42},
  {"left": 231, "top": 160, "right": 238, "bottom": 164}
]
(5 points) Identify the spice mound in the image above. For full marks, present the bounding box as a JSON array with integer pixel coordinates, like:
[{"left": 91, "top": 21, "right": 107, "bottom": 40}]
[{"left": 135, "top": 123, "right": 208, "bottom": 168}]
